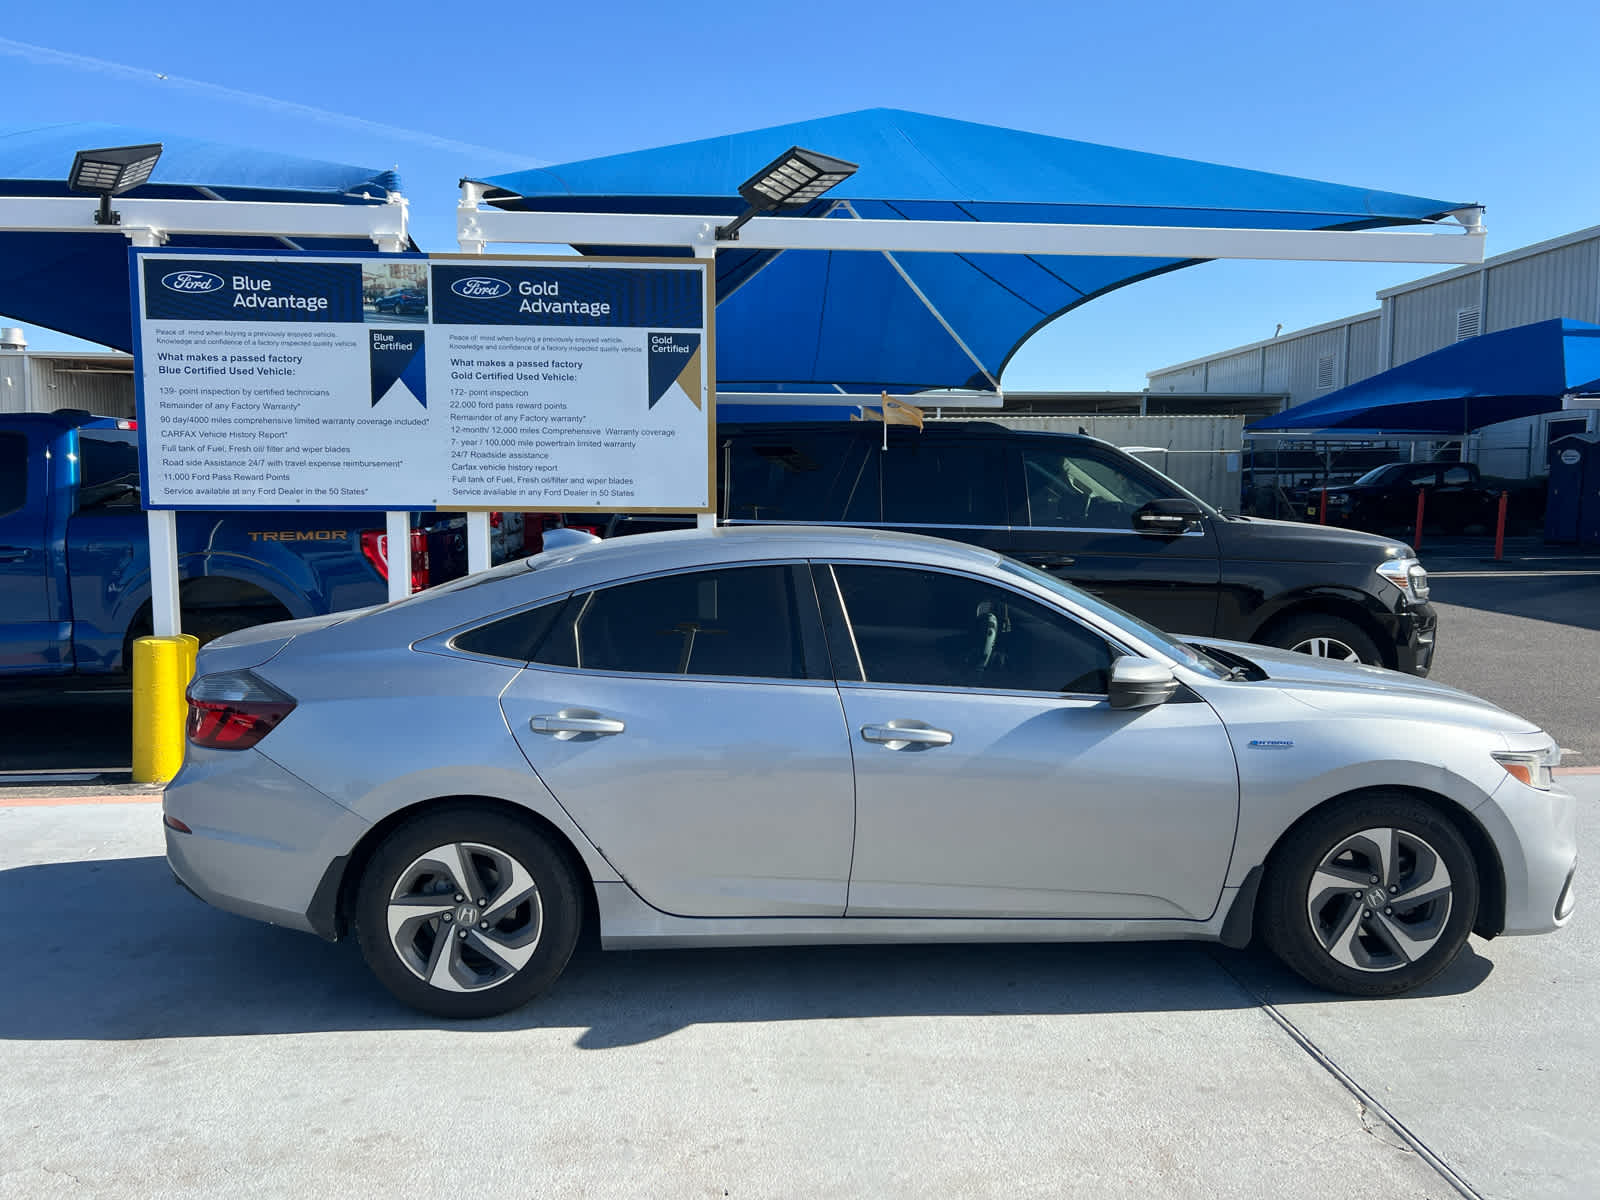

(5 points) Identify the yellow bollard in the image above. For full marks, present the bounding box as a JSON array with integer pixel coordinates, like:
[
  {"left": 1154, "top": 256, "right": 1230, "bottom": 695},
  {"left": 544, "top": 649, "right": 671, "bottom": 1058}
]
[{"left": 132, "top": 635, "right": 198, "bottom": 784}]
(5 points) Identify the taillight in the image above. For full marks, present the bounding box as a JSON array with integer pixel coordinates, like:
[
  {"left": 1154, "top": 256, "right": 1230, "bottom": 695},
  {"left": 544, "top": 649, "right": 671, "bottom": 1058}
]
[
  {"left": 360, "top": 529, "right": 430, "bottom": 593},
  {"left": 187, "top": 670, "right": 297, "bottom": 750},
  {"left": 566, "top": 523, "right": 604, "bottom": 538}
]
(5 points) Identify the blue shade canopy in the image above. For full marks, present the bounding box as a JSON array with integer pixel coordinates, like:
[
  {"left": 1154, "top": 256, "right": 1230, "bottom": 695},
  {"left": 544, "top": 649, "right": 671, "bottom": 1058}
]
[
  {"left": 0, "top": 123, "right": 403, "bottom": 350},
  {"left": 475, "top": 108, "right": 1469, "bottom": 394},
  {"left": 1247, "top": 319, "right": 1600, "bottom": 436}
]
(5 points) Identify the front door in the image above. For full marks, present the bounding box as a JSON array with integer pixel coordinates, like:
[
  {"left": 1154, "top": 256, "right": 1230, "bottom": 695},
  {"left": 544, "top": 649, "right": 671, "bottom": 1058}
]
[
  {"left": 499, "top": 563, "right": 856, "bottom": 918},
  {"left": 994, "top": 441, "right": 1223, "bottom": 636},
  {"left": 820, "top": 562, "right": 1238, "bottom": 921}
]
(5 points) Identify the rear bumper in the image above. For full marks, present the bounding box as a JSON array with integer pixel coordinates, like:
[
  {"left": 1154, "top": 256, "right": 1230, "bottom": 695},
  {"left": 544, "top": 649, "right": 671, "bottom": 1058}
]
[{"left": 164, "top": 746, "right": 369, "bottom": 936}]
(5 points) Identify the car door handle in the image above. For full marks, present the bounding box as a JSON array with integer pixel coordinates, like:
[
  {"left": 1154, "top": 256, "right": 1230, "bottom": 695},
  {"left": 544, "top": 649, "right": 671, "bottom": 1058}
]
[
  {"left": 1021, "top": 554, "right": 1075, "bottom": 569},
  {"left": 861, "top": 722, "right": 953, "bottom": 748},
  {"left": 0, "top": 546, "right": 28, "bottom": 562},
  {"left": 530, "top": 713, "right": 625, "bottom": 737}
]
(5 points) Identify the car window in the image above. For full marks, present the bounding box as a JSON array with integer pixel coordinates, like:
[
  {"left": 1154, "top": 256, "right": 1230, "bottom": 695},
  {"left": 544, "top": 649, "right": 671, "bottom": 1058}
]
[
  {"left": 535, "top": 564, "right": 824, "bottom": 680},
  {"left": 723, "top": 433, "right": 877, "bottom": 522},
  {"left": 1441, "top": 466, "right": 1472, "bottom": 485},
  {"left": 0, "top": 433, "right": 25, "bottom": 518},
  {"left": 1406, "top": 466, "right": 1439, "bottom": 486},
  {"left": 77, "top": 432, "right": 142, "bottom": 509},
  {"left": 880, "top": 439, "right": 1006, "bottom": 526},
  {"left": 829, "top": 563, "right": 1113, "bottom": 694},
  {"left": 450, "top": 598, "right": 568, "bottom": 663},
  {"left": 1020, "top": 446, "right": 1168, "bottom": 528}
]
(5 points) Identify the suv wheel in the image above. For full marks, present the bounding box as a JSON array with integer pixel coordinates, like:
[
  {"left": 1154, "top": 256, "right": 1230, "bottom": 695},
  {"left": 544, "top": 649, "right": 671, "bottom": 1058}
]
[
  {"left": 1259, "top": 793, "right": 1479, "bottom": 996},
  {"left": 1263, "top": 613, "right": 1382, "bottom": 666},
  {"left": 355, "top": 806, "right": 581, "bottom": 1018}
]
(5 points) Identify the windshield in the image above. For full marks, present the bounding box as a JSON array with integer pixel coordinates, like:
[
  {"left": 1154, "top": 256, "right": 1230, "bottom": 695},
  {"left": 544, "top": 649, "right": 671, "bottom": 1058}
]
[
  {"left": 998, "top": 559, "right": 1229, "bottom": 679},
  {"left": 1353, "top": 464, "right": 1404, "bottom": 486}
]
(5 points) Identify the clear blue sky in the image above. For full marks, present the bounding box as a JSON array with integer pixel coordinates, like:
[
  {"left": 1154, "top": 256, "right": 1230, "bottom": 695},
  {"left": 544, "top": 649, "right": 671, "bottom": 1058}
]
[{"left": 4, "top": 0, "right": 1597, "bottom": 390}]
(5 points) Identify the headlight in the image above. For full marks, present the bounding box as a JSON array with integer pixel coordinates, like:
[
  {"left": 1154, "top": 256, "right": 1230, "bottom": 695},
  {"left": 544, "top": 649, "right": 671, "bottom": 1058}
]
[
  {"left": 1376, "top": 556, "right": 1429, "bottom": 602},
  {"left": 1492, "top": 746, "right": 1560, "bottom": 791}
]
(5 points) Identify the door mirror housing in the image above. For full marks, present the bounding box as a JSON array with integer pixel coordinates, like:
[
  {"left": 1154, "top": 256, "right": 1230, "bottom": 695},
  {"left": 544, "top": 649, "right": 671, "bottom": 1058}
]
[
  {"left": 1107, "top": 656, "right": 1180, "bottom": 709},
  {"left": 1132, "top": 498, "right": 1204, "bottom": 535}
]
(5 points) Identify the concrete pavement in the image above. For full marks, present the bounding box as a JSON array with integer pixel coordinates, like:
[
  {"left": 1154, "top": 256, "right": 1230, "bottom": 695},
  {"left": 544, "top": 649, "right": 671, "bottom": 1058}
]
[{"left": 0, "top": 784, "right": 1592, "bottom": 1198}]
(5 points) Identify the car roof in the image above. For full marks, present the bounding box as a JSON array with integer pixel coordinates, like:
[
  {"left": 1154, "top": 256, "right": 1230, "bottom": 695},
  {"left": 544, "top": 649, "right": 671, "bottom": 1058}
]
[{"left": 529, "top": 524, "right": 1003, "bottom": 584}]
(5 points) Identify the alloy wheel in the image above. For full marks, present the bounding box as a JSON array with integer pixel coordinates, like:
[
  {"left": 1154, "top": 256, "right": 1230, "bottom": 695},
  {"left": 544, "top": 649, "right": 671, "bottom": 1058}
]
[
  {"left": 1304, "top": 826, "right": 1453, "bottom": 972},
  {"left": 1289, "top": 636, "right": 1363, "bottom": 662},
  {"left": 385, "top": 841, "right": 544, "bottom": 993}
]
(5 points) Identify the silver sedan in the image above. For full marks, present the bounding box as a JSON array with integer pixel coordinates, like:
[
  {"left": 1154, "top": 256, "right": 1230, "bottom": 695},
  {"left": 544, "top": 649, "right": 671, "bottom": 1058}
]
[{"left": 165, "top": 527, "right": 1577, "bottom": 1017}]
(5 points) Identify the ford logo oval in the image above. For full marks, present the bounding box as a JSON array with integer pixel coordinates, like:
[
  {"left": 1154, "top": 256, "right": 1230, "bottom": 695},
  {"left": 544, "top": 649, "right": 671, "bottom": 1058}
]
[
  {"left": 450, "top": 276, "right": 512, "bottom": 300},
  {"left": 160, "top": 270, "right": 226, "bottom": 294}
]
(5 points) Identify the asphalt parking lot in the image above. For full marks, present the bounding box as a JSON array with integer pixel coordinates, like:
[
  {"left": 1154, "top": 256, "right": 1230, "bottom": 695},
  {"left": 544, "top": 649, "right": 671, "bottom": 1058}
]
[{"left": 0, "top": 787, "right": 1593, "bottom": 1198}]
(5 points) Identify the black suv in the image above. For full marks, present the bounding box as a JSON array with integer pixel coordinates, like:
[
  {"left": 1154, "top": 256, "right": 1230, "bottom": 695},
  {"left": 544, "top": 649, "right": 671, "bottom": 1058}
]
[{"left": 610, "top": 422, "right": 1437, "bottom": 674}]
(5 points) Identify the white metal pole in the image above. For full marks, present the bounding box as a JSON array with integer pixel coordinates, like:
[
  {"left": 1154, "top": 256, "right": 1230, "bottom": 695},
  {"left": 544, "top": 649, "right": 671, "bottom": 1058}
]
[
  {"left": 147, "top": 509, "right": 181, "bottom": 636},
  {"left": 385, "top": 510, "right": 411, "bottom": 602},
  {"left": 467, "top": 511, "right": 493, "bottom": 571}
]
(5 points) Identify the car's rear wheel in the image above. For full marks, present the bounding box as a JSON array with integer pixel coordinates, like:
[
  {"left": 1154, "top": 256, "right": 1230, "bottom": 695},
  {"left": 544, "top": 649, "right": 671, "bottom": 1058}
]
[
  {"left": 1262, "top": 613, "right": 1383, "bottom": 666},
  {"left": 1259, "top": 793, "right": 1479, "bottom": 996},
  {"left": 355, "top": 806, "right": 581, "bottom": 1018}
]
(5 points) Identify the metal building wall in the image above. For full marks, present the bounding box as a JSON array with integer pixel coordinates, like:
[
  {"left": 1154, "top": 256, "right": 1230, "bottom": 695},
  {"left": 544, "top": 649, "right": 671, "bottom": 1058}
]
[
  {"left": 1203, "top": 349, "right": 1262, "bottom": 393},
  {"left": 1390, "top": 273, "right": 1481, "bottom": 363},
  {"left": 0, "top": 353, "right": 25, "bottom": 413},
  {"left": 1485, "top": 238, "right": 1600, "bottom": 330},
  {"left": 28, "top": 360, "right": 136, "bottom": 417},
  {"left": 1347, "top": 316, "right": 1383, "bottom": 383},
  {"left": 934, "top": 413, "right": 1243, "bottom": 511}
]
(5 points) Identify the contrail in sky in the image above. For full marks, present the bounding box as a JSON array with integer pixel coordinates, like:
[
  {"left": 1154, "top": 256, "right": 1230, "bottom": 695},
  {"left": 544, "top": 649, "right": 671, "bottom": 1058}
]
[{"left": 0, "top": 36, "right": 543, "bottom": 171}]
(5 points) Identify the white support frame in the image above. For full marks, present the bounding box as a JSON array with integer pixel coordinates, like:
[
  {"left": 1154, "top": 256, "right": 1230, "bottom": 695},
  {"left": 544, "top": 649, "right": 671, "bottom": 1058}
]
[
  {"left": 458, "top": 202, "right": 1487, "bottom": 267},
  {"left": 0, "top": 193, "right": 410, "bottom": 252},
  {"left": 0, "top": 189, "right": 415, "bottom": 635},
  {"left": 457, "top": 188, "right": 1487, "bottom": 544}
]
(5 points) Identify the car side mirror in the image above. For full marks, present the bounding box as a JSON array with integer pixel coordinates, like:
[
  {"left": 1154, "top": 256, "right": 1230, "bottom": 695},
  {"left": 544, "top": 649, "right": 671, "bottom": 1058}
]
[
  {"left": 1107, "top": 656, "right": 1180, "bottom": 709},
  {"left": 1132, "top": 498, "right": 1204, "bottom": 535}
]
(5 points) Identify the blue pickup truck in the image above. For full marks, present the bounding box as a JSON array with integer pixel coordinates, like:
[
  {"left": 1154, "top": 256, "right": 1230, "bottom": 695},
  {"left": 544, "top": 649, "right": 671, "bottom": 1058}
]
[{"left": 0, "top": 411, "right": 465, "bottom": 678}]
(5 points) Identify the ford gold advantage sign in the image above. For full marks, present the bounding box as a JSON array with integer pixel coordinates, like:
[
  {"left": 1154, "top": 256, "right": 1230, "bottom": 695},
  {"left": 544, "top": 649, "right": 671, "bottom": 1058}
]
[{"left": 130, "top": 251, "right": 713, "bottom": 511}]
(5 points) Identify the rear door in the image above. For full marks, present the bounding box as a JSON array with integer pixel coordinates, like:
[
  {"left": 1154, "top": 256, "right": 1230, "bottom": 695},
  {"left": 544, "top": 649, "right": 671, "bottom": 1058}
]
[
  {"left": 0, "top": 427, "right": 69, "bottom": 674},
  {"left": 499, "top": 562, "right": 857, "bottom": 917},
  {"left": 721, "top": 427, "right": 878, "bottom": 525}
]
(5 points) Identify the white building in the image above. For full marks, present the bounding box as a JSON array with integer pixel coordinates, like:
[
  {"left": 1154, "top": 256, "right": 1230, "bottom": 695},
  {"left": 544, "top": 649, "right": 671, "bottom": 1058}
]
[
  {"left": 0, "top": 329, "right": 135, "bottom": 418},
  {"left": 1146, "top": 225, "right": 1600, "bottom": 481}
]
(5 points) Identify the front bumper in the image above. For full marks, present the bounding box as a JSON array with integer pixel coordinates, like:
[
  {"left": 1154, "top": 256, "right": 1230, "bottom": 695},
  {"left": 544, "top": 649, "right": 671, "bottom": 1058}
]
[
  {"left": 1384, "top": 600, "right": 1437, "bottom": 676},
  {"left": 164, "top": 746, "right": 370, "bottom": 937},
  {"left": 1474, "top": 776, "right": 1578, "bottom": 936}
]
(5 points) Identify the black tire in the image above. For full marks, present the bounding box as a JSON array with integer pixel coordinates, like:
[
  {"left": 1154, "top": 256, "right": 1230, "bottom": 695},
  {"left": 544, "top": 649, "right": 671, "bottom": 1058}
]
[
  {"left": 355, "top": 805, "right": 582, "bottom": 1018},
  {"left": 1260, "top": 612, "right": 1384, "bottom": 667},
  {"left": 1259, "top": 792, "right": 1479, "bottom": 997}
]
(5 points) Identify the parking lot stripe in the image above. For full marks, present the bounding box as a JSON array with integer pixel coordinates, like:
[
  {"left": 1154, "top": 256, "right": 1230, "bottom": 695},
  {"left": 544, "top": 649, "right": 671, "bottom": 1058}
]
[{"left": 0, "top": 793, "right": 162, "bottom": 808}]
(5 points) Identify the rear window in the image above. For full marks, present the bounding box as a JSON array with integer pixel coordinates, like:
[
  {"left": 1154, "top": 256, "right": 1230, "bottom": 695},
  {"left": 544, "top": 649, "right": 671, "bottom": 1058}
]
[
  {"left": 882, "top": 440, "right": 1007, "bottom": 526},
  {"left": 0, "top": 433, "right": 25, "bottom": 517},
  {"left": 723, "top": 432, "right": 877, "bottom": 522},
  {"left": 77, "top": 432, "right": 142, "bottom": 508}
]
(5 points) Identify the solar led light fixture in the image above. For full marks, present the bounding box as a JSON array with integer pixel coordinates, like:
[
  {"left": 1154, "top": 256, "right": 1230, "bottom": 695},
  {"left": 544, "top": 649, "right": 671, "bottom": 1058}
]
[
  {"left": 67, "top": 142, "right": 164, "bottom": 226},
  {"left": 715, "top": 146, "right": 858, "bottom": 241}
]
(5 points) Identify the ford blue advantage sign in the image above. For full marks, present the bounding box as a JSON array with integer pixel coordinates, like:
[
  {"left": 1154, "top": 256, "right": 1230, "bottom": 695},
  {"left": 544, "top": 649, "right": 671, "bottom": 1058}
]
[
  {"left": 130, "top": 250, "right": 713, "bottom": 513},
  {"left": 142, "top": 258, "right": 365, "bottom": 323}
]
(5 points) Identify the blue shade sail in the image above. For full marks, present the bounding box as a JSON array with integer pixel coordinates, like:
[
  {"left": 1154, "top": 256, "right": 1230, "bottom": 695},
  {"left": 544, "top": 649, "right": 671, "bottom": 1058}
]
[
  {"left": 1247, "top": 319, "right": 1600, "bottom": 435},
  {"left": 475, "top": 108, "right": 1468, "bottom": 394},
  {"left": 0, "top": 123, "right": 402, "bottom": 350}
]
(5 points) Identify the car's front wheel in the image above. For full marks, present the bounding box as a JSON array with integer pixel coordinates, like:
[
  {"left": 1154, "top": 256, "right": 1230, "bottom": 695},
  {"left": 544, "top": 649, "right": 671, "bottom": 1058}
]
[
  {"left": 354, "top": 805, "right": 582, "bottom": 1018},
  {"left": 1259, "top": 793, "right": 1479, "bottom": 996},
  {"left": 1262, "top": 613, "right": 1383, "bottom": 666}
]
